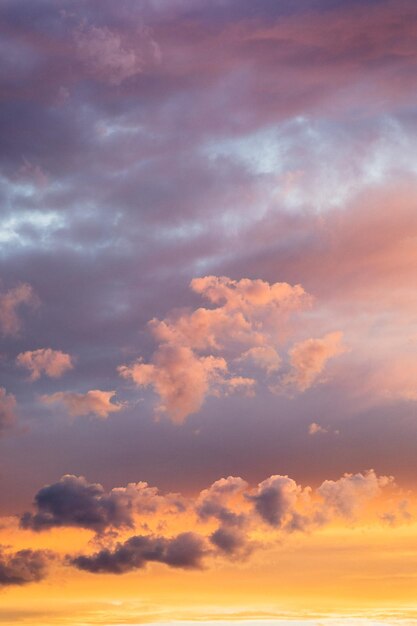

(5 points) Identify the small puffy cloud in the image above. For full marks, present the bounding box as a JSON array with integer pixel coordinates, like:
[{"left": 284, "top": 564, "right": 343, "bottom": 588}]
[
  {"left": 119, "top": 345, "right": 227, "bottom": 424},
  {"left": 21, "top": 475, "right": 183, "bottom": 534},
  {"left": 0, "top": 283, "right": 38, "bottom": 337},
  {"left": 246, "top": 475, "right": 303, "bottom": 527},
  {"left": 210, "top": 526, "right": 249, "bottom": 556},
  {"left": 285, "top": 331, "right": 346, "bottom": 391},
  {"left": 309, "top": 422, "right": 339, "bottom": 436},
  {"left": 41, "top": 389, "right": 123, "bottom": 418},
  {"left": 74, "top": 22, "right": 160, "bottom": 85},
  {"left": 309, "top": 422, "right": 328, "bottom": 435},
  {"left": 70, "top": 532, "right": 206, "bottom": 574},
  {"left": 238, "top": 346, "right": 281, "bottom": 374},
  {"left": 0, "top": 387, "right": 17, "bottom": 433},
  {"left": 318, "top": 469, "right": 393, "bottom": 519},
  {"left": 0, "top": 548, "right": 52, "bottom": 587},
  {"left": 17, "top": 348, "right": 73, "bottom": 381}
]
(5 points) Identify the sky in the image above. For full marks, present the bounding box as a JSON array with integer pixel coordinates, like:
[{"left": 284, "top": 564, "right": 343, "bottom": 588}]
[{"left": 1, "top": 0, "right": 417, "bottom": 624}]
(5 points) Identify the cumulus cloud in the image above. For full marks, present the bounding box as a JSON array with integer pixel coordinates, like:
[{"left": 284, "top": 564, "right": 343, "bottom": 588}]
[
  {"left": 284, "top": 331, "right": 347, "bottom": 391},
  {"left": 197, "top": 476, "right": 248, "bottom": 526},
  {"left": 0, "top": 387, "right": 17, "bottom": 433},
  {"left": 41, "top": 390, "right": 123, "bottom": 418},
  {"left": 70, "top": 532, "right": 206, "bottom": 574},
  {"left": 246, "top": 475, "right": 304, "bottom": 528},
  {"left": 17, "top": 468, "right": 399, "bottom": 582},
  {"left": 20, "top": 474, "right": 185, "bottom": 533},
  {"left": 0, "top": 548, "right": 52, "bottom": 586},
  {"left": 317, "top": 470, "right": 393, "bottom": 519},
  {"left": 0, "top": 283, "right": 38, "bottom": 336},
  {"left": 209, "top": 525, "right": 249, "bottom": 556},
  {"left": 119, "top": 345, "right": 227, "bottom": 424},
  {"left": 16, "top": 348, "right": 73, "bottom": 381},
  {"left": 74, "top": 22, "right": 160, "bottom": 85},
  {"left": 119, "top": 276, "right": 344, "bottom": 422}
]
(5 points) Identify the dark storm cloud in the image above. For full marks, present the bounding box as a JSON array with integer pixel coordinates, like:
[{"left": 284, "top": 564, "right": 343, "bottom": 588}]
[
  {"left": 70, "top": 531, "right": 206, "bottom": 573},
  {"left": 0, "top": 547, "right": 52, "bottom": 586}
]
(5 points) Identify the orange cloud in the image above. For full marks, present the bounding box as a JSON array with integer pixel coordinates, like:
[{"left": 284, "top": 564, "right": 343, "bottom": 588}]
[
  {"left": 17, "top": 348, "right": 74, "bottom": 381},
  {"left": 318, "top": 470, "right": 393, "bottom": 519},
  {"left": 41, "top": 390, "right": 123, "bottom": 418},
  {"left": 284, "top": 331, "right": 347, "bottom": 391}
]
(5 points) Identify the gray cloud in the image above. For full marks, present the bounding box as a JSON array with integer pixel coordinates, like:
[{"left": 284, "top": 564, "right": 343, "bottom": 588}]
[
  {"left": 20, "top": 474, "right": 184, "bottom": 533},
  {"left": 70, "top": 531, "right": 206, "bottom": 573},
  {"left": 0, "top": 548, "right": 53, "bottom": 587}
]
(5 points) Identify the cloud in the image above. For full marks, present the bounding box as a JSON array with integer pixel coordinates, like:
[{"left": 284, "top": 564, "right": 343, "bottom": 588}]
[
  {"left": 119, "top": 276, "right": 343, "bottom": 422},
  {"left": 18, "top": 467, "right": 399, "bottom": 582},
  {"left": 317, "top": 470, "right": 393, "bottom": 519},
  {"left": 0, "top": 388, "right": 17, "bottom": 433},
  {"left": 74, "top": 22, "right": 160, "bottom": 85},
  {"left": 190, "top": 276, "right": 309, "bottom": 314},
  {"left": 246, "top": 475, "right": 303, "bottom": 528},
  {"left": 309, "top": 422, "right": 327, "bottom": 435},
  {"left": 119, "top": 345, "right": 227, "bottom": 424},
  {"left": 70, "top": 532, "right": 206, "bottom": 574},
  {"left": 209, "top": 525, "right": 249, "bottom": 556},
  {"left": 20, "top": 474, "right": 184, "bottom": 533},
  {"left": 196, "top": 476, "right": 248, "bottom": 526},
  {"left": 284, "top": 332, "right": 347, "bottom": 391},
  {"left": 0, "top": 548, "right": 52, "bottom": 586},
  {"left": 41, "top": 390, "right": 123, "bottom": 418},
  {"left": 238, "top": 346, "right": 281, "bottom": 374},
  {"left": 0, "top": 283, "right": 38, "bottom": 336},
  {"left": 16, "top": 348, "right": 73, "bottom": 381}
]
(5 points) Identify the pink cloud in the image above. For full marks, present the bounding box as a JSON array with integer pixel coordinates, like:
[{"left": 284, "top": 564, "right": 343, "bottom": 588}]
[
  {"left": 190, "top": 276, "right": 310, "bottom": 314},
  {"left": 119, "top": 345, "right": 227, "bottom": 424},
  {"left": 0, "top": 283, "right": 38, "bottom": 337},
  {"left": 284, "top": 331, "right": 347, "bottom": 391},
  {"left": 308, "top": 422, "right": 327, "bottom": 435},
  {"left": 41, "top": 390, "right": 123, "bottom": 419},
  {"left": 74, "top": 22, "right": 160, "bottom": 85},
  {"left": 119, "top": 276, "right": 344, "bottom": 422},
  {"left": 16, "top": 348, "right": 73, "bottom": 381}
]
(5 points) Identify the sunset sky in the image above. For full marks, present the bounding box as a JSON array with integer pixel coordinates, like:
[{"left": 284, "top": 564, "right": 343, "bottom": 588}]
[{"left": 1, "top": 1, "right": 417, "bottom": 625}]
